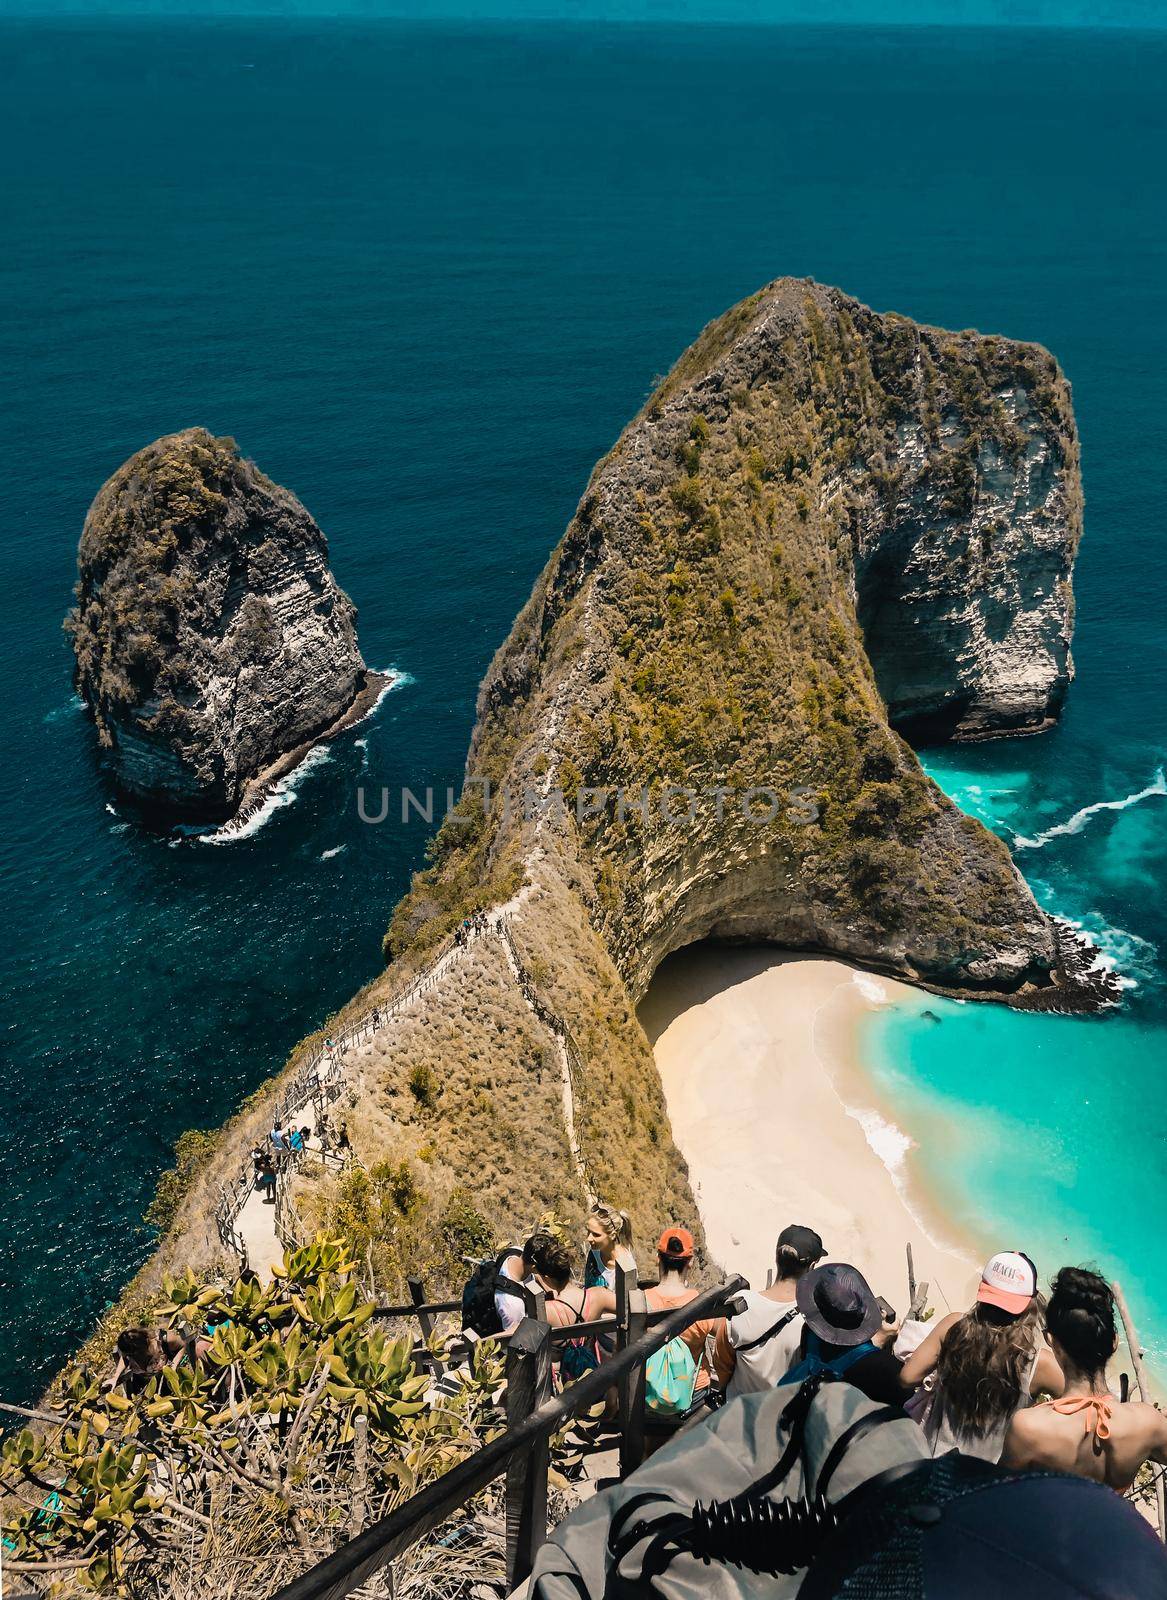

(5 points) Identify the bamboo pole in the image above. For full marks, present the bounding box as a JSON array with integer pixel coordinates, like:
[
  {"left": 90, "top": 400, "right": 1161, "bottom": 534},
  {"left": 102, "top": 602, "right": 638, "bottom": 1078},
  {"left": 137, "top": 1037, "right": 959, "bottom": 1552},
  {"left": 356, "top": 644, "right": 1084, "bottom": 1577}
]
[{"left": 1113, "top": 1279, "right": 1166, "bottom": 1542}]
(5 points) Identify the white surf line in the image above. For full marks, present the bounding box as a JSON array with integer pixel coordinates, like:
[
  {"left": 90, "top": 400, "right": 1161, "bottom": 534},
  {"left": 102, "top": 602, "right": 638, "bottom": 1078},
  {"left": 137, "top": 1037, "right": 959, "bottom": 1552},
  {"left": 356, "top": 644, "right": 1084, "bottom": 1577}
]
[
  {"left": 1014, "top": 768, "right": 1166, "bottom": 851},
  {"left": 807, "top": 973, "right": 958, "bottom": 1315}
]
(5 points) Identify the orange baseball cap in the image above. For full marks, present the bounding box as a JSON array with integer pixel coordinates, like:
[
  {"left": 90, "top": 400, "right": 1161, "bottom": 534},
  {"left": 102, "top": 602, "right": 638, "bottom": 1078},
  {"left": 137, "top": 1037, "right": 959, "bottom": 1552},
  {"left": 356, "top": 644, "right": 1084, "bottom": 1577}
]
[
  {"left": 977, "top": 1250, "right": 1038, "bottom": 1315},
  {"left": 658, "top": 1226, "right": 695, "bottom": 1261}
]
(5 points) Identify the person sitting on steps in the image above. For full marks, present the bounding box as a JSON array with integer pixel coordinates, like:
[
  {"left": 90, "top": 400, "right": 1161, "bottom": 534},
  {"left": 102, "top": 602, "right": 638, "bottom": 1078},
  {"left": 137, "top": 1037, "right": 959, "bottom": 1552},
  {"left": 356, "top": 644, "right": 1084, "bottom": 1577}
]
[
  {"left": 1003, "top": 1266, "right": 1167, "bottom": 1491},
  {"left": 713, "top": 1223, "right": 825, "bottom": 1398},
  {"left": 530, "top": 1238, "right": 616, "bottom": 1380},
  {"left": 900, "top": 1249, "right": 1064, "bottom": 1463},
  {"left": 778, "top": 1262, "right": 905, "bottom": 1404},
  {"left": 645, "top": 1227, "right": 718, "bottom": 1397}
]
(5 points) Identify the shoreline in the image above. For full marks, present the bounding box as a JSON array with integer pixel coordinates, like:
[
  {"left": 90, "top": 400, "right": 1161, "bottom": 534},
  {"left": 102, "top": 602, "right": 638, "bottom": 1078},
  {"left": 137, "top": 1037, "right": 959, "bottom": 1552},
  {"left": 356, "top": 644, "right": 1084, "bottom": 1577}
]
[
  {"left": 189, "top": 668, "right": 395, "bottom": 842},
  {"left": 639, "top": 945, "right": 984, "bottom": 1318}
]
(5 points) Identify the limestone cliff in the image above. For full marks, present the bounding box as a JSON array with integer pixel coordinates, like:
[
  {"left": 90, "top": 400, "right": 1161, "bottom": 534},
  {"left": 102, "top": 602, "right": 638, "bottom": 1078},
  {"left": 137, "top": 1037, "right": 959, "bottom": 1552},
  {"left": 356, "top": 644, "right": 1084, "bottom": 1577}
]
[
  {"left": 107, "top": 281, "right": 1110, "bottom": 1328},
  {"left": 68, "top": 428, "right": 377, "bottom": 822},
  {"left": 391, "top": 279, "right": 1096, "bottom": 1005}
]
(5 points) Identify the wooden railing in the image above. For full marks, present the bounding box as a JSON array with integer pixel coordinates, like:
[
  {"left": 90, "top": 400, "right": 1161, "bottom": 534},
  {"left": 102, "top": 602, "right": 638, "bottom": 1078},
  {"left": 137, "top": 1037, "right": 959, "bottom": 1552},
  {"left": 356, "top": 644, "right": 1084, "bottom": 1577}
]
[{"left": 268, "top": 1267, "right": 748, "bottom": 1600}]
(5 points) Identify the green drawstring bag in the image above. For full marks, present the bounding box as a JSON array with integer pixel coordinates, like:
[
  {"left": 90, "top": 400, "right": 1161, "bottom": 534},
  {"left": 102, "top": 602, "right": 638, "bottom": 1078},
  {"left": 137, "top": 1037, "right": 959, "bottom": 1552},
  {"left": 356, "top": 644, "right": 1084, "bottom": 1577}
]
[{"left": 644, "top": 1336, "right": 700, "bottom": 1418}]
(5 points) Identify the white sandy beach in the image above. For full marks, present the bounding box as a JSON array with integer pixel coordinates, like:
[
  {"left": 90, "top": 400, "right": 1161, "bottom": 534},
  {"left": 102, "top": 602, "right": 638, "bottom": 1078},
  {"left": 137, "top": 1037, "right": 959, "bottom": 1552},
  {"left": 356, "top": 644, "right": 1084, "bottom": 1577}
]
[{"left": 640, "top": 945, "right": 981, "bottom": 1320}]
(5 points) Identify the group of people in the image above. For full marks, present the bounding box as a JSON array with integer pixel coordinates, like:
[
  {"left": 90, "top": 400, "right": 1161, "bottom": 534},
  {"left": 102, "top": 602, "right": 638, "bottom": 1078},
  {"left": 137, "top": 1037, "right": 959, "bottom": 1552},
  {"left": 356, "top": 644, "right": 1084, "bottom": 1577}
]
[{"left": 485, "top": 1207, "right": 1167, "bottom": 1495}]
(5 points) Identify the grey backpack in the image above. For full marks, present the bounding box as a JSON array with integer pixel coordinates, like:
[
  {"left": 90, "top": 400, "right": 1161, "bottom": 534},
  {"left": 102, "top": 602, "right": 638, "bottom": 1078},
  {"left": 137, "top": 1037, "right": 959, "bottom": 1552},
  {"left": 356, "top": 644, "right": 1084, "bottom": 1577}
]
[{"left": 531, "top": 1376, "right": 928, "bottom": 1600}]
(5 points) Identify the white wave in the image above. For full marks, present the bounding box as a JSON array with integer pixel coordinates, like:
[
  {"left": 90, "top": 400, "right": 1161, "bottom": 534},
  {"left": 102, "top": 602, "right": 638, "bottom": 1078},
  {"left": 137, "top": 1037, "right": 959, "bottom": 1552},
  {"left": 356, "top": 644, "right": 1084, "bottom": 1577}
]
[
  {"left": 350, "top": 666, "right": 412, "bottom": 728},
  {"left": 1014, "top": 769, "right": 1167, "bottom": 850},
  {"left": 197, "top": 746, "right": 333, "bottom": 845},
  {"left": 1053, "top": 911, "right": 1158, "bottom": 993},
  {"left": 852, "top": 972, "right": 889, "bottom": 1006},
  {"left": 44, "top": 695, "right": 86, "bottom": 724},
  {"left": 105, "top": 802, "right": 117, "bottom": 816},
  {"left": 848, "top": 1105, "right": 914, "bottom": 1177},
  {"left": 319, "top": 844, "right": 347, "bottom": 860}
]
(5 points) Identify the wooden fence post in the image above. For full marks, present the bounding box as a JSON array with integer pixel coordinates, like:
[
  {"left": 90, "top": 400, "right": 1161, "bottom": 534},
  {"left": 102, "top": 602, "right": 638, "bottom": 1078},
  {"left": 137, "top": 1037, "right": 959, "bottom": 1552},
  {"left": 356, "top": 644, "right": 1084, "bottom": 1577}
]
[
  {"left": 408, "top": 1277, "right": 445, "bottom": 1380},
  {"left": 615, "top": 1263, "right": 648, "bottom": 1479},
  {"left": 1114, "top": 1280, "right": 1166, "bottom": 1542},
  {"left": 504, "top": 1318, "right": 553, "bottom": 1590},
  {"left": 348, "top": 1412, "right": 369, "bottom": 1541}
]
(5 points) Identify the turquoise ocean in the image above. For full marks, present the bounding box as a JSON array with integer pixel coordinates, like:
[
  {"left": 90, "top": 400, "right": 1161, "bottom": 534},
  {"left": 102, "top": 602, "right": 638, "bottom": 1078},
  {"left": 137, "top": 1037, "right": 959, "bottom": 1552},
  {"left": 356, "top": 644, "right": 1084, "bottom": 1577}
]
[{"left": 1, "top": 18, "right": 1164, "bottom": 1401}]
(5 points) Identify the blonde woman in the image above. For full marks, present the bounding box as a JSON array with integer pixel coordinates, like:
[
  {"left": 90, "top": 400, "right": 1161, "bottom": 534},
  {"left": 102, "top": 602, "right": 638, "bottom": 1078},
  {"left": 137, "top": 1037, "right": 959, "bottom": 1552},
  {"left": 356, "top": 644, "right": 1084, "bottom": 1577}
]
[{"left": 584, "top": 1200, "right": 636, "bottom": 1293}]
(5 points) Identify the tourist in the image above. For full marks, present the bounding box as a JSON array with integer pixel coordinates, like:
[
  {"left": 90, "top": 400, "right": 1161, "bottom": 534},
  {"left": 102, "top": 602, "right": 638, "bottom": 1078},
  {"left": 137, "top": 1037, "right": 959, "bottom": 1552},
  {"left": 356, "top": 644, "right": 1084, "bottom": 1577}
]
[
  {"left": 495, "top": 1231, "right": 558, "bottom": 1334},
  {"left": 900, "top": 1250, "right": 1064, "bottom": 1462},
  {"left": 712, "top": 1223, "right": 825, "bottom": 1398},
  {"left": 287, "top": 1125, "right": 305, "bottom": 1154},
  {"left": 777, "top": 1262, "right": 905, "bottom": 1403},
  {"left": 269, "top": 1123, "right": 286, "bottom": 1151},
  {"left": 584, "top": 1201, "right": 636, "bottom": 1292},
  {"left": 1003, "top": 1267, "right": 1167, "bottom": 1489},
  {"left": 530, "top": 1238, "right": 616, "bottom": 1379},
  {"left": 255, "top": 1152, "right": 276, "bottom": 1202},
  {"left": 110, "top": 1325, "right": 206, "bottom": 1395},
  {"left": 644, "top": 1227, "right": 718, "bottom": 1396}
]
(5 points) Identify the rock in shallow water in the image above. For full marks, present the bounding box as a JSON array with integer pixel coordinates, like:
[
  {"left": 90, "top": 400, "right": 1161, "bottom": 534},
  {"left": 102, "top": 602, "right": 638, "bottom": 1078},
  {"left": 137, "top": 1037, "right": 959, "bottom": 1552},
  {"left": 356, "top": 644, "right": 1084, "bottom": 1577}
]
[{"left": 68, "top": 428, "right": 373, "bottom": 823}]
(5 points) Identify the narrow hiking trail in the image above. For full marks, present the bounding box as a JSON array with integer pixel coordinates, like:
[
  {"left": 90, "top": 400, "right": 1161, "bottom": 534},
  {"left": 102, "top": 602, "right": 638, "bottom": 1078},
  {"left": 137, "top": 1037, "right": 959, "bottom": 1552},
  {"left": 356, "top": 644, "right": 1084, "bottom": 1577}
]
[{"left": 227, "top": 882, "right": 589, "bottom": 1279}]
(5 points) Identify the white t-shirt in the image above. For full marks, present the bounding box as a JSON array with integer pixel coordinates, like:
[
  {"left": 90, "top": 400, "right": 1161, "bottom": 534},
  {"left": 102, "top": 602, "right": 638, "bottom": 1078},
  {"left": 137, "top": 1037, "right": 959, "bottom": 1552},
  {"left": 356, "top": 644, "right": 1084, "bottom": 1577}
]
[
  {"left": 494, "top": 1252, "right": 528, "bottom": 1332},
  {"left": 725, "top": 1290, "right": 805, "bottom": 1399}
]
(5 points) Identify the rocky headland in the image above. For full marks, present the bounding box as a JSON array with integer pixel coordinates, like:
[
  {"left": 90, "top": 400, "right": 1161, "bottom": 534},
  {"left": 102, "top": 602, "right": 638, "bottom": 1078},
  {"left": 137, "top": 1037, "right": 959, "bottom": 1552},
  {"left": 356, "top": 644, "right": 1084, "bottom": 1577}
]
[
  {"left": 68, "top": 428, "right": 382, "bottom": 823},
  {"left": 106, "top": 279, "right": 1118, "bottom": 1330}
]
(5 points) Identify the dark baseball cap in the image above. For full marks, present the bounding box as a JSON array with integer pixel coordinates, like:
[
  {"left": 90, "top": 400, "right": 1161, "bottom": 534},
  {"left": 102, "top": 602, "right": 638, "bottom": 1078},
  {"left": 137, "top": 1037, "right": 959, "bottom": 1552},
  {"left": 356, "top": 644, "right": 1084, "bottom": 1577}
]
[
  {"left": 777, "top": 1224, "right": 826, "bottom": 1265},
  {"left": 797, "top": 1263, "right": 882, "bottom": 1347}
]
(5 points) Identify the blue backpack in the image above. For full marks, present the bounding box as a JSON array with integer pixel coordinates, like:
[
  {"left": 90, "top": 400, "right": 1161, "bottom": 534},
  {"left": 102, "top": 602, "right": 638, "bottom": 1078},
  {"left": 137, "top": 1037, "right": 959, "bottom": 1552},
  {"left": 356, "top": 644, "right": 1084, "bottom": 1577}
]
[
  {"left": 645, "top": 1336, "right": 701, "bottom": 1418},
  {"left": 550, "top": 1292, "right": 602, "bottom": 1381},
  {"left": 780, "top": 1330, "right": 877, "bottom": 1387}
]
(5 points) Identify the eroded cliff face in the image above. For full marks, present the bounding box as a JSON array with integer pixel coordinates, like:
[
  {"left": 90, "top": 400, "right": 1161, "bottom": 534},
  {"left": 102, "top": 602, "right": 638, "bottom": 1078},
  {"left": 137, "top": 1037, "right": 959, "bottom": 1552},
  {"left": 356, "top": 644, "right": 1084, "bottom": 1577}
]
[
  {"left": 69, "top": 429, "right": 372, "bottom": 822},
  {"left": 112, "top": 281, "right": 1105, "bottom": 1319},
  {"left": 393, "top": 278, "right": 1097, "bottom": 1008}
]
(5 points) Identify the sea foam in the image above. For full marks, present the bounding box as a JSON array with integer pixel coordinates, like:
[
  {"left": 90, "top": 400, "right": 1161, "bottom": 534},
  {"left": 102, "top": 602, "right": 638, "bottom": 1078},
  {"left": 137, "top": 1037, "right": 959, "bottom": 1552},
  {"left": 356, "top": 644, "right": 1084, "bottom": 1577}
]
[
  {"left": 1014, "top": 768, "right": 1166, "bottom": 850},
  {"left": 196, "top": 745, "right": 334, "bottom": 845}
]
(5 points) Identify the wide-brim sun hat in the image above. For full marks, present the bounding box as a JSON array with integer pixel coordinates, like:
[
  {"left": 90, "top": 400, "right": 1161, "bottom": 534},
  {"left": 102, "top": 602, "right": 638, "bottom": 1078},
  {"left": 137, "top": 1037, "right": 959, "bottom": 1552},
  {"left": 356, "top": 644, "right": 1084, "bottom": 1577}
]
[{"left": 797, "top": 1263, "right": 883, "bottom": 1347}]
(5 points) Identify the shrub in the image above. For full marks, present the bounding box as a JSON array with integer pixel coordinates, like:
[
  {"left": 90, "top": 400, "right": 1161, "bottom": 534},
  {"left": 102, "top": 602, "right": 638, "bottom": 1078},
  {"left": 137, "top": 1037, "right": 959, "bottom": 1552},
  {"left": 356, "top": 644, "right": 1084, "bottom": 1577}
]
[
  {"left": 408, "top": 1061, "right": 438, "bottom": 1108},
  {"left": 439, "top": 1189, "right": 495, "bottom": 1262},
  {"left": 144, "top": 1127, "right": 219, "bottom": 1235}
]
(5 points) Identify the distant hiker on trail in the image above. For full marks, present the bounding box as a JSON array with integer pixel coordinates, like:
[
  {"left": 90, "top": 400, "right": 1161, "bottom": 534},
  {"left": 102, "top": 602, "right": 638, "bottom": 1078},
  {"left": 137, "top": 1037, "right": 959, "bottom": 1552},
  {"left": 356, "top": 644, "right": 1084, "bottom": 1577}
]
[
  {"left": 269, "top": 1124, "right": 286, "bottom": 1151},
  {"left": 1004, "top": 1266, "right": 1167, "bottom": 1491},
  {"left": 531, "top": 1238, "right": 615, "bottom": 1381},
  {"left": 255, "top": 1152, "right": 276, "bottom": 1201},
  {"left": 713, "top": 1223, "right": 825, "bottom": 1398},
  {"left": 900, "top": 1250, "right": 1064, "bottom": 1462},
  {"left": 584, "top": 1201, "right": 636, "bottom": 1292},
  {"left": 286, "top": 1126, "right": 305, "bottom": 1153},
  {"left": 778, "top": 1262, "right": 905, "bottom": 1404}
]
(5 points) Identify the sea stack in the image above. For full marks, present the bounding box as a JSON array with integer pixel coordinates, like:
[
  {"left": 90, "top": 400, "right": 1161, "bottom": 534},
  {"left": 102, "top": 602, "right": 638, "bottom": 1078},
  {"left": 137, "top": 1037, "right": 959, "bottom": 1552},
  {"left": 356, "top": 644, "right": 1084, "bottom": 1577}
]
[{"left": 68, "top": 428, "right": 381, "bottom": 822}]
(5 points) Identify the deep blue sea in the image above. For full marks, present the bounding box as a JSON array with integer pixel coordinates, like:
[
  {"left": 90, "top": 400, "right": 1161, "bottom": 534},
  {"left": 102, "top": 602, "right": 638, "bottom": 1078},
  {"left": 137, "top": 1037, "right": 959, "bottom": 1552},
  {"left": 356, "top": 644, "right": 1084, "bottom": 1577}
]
[{"left": 1, "top": 18, "right": 1164, "bottom": 1402}]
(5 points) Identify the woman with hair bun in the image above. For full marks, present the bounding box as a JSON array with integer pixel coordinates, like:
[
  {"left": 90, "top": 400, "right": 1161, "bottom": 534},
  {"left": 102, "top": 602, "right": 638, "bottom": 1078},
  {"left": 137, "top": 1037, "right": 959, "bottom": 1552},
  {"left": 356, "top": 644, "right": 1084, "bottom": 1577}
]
[{"left": 1004, "top": 1266, "right": 1167, "bottom": 1489}]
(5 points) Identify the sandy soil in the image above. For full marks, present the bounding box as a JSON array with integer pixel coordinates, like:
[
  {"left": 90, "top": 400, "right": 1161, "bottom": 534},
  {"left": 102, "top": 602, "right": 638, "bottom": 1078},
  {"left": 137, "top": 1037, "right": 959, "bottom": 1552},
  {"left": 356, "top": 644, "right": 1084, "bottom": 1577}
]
[{"left": 639, "top": 945, "right": 981, "bottom": 1320}]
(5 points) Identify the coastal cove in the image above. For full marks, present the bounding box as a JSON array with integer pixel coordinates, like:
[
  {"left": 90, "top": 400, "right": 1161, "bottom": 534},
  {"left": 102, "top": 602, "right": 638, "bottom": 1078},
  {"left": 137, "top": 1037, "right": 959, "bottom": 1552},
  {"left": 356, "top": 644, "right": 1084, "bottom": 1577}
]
[{"left": 1, "top": 17, "right": 1165, "bottom": 1408}]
